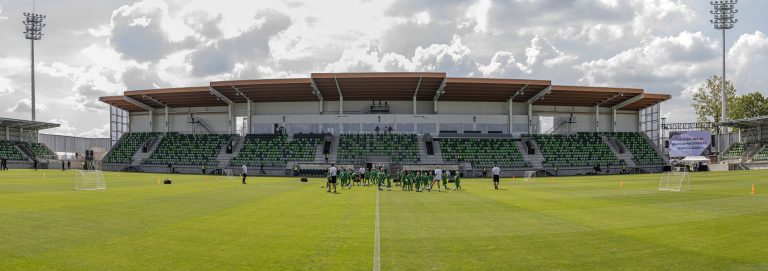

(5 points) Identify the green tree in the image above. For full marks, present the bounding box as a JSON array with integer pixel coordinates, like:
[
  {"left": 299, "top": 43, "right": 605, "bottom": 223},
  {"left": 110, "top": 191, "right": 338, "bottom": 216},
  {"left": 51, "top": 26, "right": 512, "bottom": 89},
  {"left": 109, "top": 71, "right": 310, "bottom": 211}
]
[
  {"left": 692, "top": 75, "right": 738, "bottom": 123},
  {"left": 732, "top": 92, "right": 768, "bottom": 120}
]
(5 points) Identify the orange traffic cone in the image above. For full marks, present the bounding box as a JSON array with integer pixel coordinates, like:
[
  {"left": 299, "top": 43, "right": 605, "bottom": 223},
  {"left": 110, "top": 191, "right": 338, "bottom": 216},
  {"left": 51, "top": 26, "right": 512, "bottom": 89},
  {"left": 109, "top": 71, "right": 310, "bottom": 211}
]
[{"left": 752, "top": 184, "right": 756, "bottom": 194}]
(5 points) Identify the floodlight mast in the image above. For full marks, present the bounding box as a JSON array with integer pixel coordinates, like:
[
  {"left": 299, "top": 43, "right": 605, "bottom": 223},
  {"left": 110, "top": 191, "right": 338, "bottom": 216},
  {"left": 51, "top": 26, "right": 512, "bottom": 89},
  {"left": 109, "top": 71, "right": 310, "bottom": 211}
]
[
  {"left": 710, "top": 0, "right": 737, "bottom": 148},
  {"left": 23, "top": 2, "right": 46, "bottom": 121}
]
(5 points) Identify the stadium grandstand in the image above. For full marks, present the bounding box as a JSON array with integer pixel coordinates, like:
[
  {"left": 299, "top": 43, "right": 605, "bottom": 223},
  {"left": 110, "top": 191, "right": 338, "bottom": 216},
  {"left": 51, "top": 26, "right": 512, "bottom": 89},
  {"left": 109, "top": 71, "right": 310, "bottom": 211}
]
[
  {"left": 0, "top": 117, "right": 112, "bottom": 170},
  {"left": 99, "top": 72, "right": 671, "bottom": 176}
]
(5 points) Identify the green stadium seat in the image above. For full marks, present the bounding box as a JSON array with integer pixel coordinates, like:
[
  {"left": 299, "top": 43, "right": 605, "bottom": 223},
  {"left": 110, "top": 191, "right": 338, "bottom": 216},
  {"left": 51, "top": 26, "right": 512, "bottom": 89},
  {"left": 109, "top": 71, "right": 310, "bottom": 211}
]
[
  {"left": 103, "top": 132, "right": 158, "bottom": 164},
  {"left": 613, "top": 132, "right": 664, "bottom": 166},
  {"left": 0, "top": 141, "right": 29, "bottom": 161},
  {"left": 528, "top": 133, "right": 624, "bottom": 168},
  {"left": 143, "top": 133, "right": 231, "bottom": 166},
  {"left": 337, "top": 133, "right": 419, "bottom": 164},
  {"left": 230, "top": 133, "right": 322, "bottom": 167},
  {"left": 439, "top": 138, "right": 531, "bottom": 169}
]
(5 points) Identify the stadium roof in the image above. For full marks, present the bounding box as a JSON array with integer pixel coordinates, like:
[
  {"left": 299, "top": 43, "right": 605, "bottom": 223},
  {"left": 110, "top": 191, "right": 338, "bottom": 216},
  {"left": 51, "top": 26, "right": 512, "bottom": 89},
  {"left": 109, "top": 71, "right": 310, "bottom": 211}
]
[
  {"left": 721, "top": 115, "right": 768, "bottom": 129},
  {"left": 0, "top": 117, "right": 60, "bottom": 130},
  {"left": 100, "top": 72, "right": 671, "bottom": 112}
]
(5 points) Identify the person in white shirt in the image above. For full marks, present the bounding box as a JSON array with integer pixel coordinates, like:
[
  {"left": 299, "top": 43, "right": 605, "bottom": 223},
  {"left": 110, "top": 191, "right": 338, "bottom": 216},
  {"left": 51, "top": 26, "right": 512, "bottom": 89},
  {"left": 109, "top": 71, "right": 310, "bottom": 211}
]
[
  {"left": 328, "top": 164, "right": 338, "bottom": 193},
  {"left": 431, "top": 167, "right": 443, "bottom": 192},
  {"left": 359, "top": 167, "right": 367, "bottom": 186},
  {"left": 241, "top": 164, "right": 248, "bottom": 184},
  {"left": 492, "top": 164, "right": 501, "bottom": 190}
]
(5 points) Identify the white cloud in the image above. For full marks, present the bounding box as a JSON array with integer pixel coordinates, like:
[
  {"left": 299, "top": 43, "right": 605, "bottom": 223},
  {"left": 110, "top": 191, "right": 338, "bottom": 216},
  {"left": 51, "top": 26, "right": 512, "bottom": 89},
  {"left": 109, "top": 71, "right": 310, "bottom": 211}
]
[
  {"left": 0, "top": 5, "right": 7, "bottom": 21},
  {"left": 0, "top": 58, "right": 28, "bottom": 96},
  {"left": 465, "top": 0, "right": 490, "bottom": 33},
  {"left": 45, "top": 119, "right": 76, "bottom": 136},
  {"left": 6, "top": 99, "right": 49, "bottom": 113},
  {"left": 78, "top": 124, "right": 110, "bottom": 138},
  {"left": 728, "top": 31, "right": 768, "bottom": 93},
  {"left": 480, "top": 35, "right": 578, "bottom": 77},
  {"left": 577, "top": 31, "right": 719, "bottom": 87}
]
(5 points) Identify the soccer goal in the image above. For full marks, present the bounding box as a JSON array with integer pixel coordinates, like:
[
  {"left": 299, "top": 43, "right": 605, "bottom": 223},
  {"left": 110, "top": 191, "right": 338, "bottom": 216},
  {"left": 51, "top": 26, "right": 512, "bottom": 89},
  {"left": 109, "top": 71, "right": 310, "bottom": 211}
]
[
  {"left": 221, "top": 169, "right": 233, "bottom": 179},
  {"left": 524, "top": 171, "right": 536, "bottom": 182},
  {"left": 75, "top": 170, "right": 107, "bottom": 190},
  {"left": 659, "top": 171, "right": 691, "bottom": 192}
]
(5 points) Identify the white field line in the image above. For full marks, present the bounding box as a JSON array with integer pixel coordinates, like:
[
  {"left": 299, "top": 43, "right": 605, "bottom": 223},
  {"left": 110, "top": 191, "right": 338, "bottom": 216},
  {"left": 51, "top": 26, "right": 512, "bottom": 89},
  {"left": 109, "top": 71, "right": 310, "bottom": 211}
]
[{"left": 373, "top": 187, "right": 381, "bottom": 271}]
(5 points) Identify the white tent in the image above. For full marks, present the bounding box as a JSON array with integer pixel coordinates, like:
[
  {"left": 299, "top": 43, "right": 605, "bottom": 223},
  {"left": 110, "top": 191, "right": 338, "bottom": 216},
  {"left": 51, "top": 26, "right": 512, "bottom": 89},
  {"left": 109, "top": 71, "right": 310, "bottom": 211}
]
[{"left": 681, "top": 156, "right": 710, "bottom": 163}]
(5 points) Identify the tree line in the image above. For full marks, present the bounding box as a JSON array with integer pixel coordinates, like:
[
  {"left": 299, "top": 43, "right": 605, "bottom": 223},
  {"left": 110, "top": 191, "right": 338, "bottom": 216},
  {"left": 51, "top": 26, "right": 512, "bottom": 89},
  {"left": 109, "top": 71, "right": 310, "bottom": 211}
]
[{"left": 692, "top": 75, "right": 768, "bottom": 123}]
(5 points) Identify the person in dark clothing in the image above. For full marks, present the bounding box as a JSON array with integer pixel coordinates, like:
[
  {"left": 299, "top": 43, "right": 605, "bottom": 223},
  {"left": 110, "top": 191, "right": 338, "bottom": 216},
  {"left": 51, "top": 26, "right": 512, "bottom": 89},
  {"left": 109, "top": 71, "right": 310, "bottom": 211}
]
[
  {"left": 168, "top": 163, "right": 173, "bottom": 173},
  {"left": 33, "top": 160, "right": 38, "bottom": 171},
  {"left": 62, "top": 161, "right": 65, "bottom": 171},
  {"left": 201, "top": 165, "right": 206, "bottom": 175},
  {"left": 260, "top": 164, "right": 265, "bottom": 175},
  {"left": 1, "top": 157, "right": 7, "bottom": 171},
  {"left": 67, "top": 161, "right": 71, "bottom": 170}
]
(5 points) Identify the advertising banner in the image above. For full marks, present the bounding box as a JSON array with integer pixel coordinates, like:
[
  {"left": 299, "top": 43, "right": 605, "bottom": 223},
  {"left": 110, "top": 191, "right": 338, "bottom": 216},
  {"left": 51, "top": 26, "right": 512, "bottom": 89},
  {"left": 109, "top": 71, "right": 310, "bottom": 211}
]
[{"left": 669, "top": 131, "right": 712, "bottom": 157}]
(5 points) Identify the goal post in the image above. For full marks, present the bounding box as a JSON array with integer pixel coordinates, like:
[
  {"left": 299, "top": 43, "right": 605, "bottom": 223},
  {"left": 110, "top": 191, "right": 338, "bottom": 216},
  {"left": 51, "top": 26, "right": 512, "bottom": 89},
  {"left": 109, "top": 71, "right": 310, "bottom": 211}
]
[
  {"left": 524, "top": 171, "right": 536, "bottom": 182},
  {"left": 75, "top": 170, "right": 107, "bottom": 190},
  {"left": 222, "top": 169, "right": 233, "bottom": 179},
  {"left": 659, "top": 171, "right": 690, "bottom": 192}
]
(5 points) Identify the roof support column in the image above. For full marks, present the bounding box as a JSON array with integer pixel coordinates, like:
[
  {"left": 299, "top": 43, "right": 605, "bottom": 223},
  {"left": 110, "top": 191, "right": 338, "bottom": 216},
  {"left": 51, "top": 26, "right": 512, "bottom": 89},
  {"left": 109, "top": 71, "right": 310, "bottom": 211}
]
[
  {"left": 334, "top": 78, "right": 343, "bottom": 115},
  {"left": 228, "top": 104, "right": 235, "bottom": 134},
  {"left": 165, "top": 106, "right": 169, "bottom": 133},
  {"left": 526, "top": 86, "right": 551, "bottom": 135},
  {"left": 507, "top": 84, "right": 528, "bottom": 135},
  {"left": 413, "top": 77, "right": 422, "bottom": 114},
  {"left": 508, "top": 97, "right": 513, "bottom": 134},
  {"left": 209, "top": 87, "right": 235, "bottom": 134},
  {"left": 310, "top": 79, "right": 324, "bottom": 114},
  {"left": 612, "top": 108, "right": 617, "bottom": 132},
  {"left": 247, "top": 99, "right": 253, "bottom": 134},
  {"left": 595, "top": 105, "right": 600, "bottom": 132},
  {"left": 124, "top": 96, "right": 154, "bottom": 132},
  {"left": 433, "top": 78, "right": 447, "bottom": 114},
  {"left": 527, "top": 103, "right": 533, "bottom": 134},
  {"left": 149, "top": 110, "right": 154, "bottom": 132},
  {"left": 230, "top": 85, "right": 253, "bottom": 134}
]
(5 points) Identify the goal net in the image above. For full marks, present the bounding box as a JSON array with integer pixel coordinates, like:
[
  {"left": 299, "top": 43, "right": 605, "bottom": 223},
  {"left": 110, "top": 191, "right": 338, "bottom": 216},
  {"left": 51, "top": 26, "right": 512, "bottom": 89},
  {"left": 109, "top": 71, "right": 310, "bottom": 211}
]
[
  {"left": 659, "top": 171, "right": 690, "bottom": 192},
  {"left": 221, "top": 169, "right": 233, "bottom": 179},
  {"left": 524, "top": 171, "right": 536, "bottom": 182},
  {"left": 75, "top": 170, "right": 107, "bottom": 190}
]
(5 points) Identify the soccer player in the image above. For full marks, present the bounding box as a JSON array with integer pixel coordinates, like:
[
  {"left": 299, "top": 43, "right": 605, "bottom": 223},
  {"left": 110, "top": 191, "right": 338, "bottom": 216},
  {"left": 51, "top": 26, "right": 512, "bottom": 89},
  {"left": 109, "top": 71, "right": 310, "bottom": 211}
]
[
  {"left": 241, "top": 164, "right": 248, "bottom": 184},
  {"left": 431, "top": 167, "right": 442, "bottom": 192},
  {"left": 442, "top": 170, "right": 450, "bottom": 190},
  {"left": 492, "top": 164, "right": 501, "bottom": 190},
  {"left": 385, "top": 169, "right": 392, "bottom": 191},
  {"left": 339, "top": 168, "right": 346, "bottom": 189},
  {"left": 454, "top": 171, "right": 462, "bottom": 191},
  {"left": 359, "top": 166, "right": 367, "bottom": 186},
  {"left": 328, "top": 164, "right": 338, "bottom": 193}
]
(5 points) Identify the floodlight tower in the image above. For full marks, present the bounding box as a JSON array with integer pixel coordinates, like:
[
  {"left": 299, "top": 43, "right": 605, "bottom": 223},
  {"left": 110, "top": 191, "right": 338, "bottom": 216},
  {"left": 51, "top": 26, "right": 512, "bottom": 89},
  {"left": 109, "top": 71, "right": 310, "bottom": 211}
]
[
  {"left": 710, "top": 1, "right": 737, "bottom": 124},
  {"left": 23, "top": 5, "right": 46, "bottom": 121}
]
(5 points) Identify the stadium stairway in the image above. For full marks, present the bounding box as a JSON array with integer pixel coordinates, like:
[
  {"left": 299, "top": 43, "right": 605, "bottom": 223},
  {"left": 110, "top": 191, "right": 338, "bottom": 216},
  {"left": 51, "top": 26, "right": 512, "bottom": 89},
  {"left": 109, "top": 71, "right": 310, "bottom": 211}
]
[
  {"left": 216, "top": 135, "right": 243, "bottom": 167},
  {"left": 601, "top": 135, "right": 636, "bottom": 168},
  {"left": 743, "top": 143, "right": 765, "bottom": 163},
  {"left": 327, "top": 135, "right": 339, "bottom": 164},
  {"left": 516, "top": 140, "right": 544, "bottom": 169},
  {"left": 418, "top": 134, "right": 444, "bottom": 164},
  {"left": 15, "top": 143, "right": 36, "bottom": 162},
  {"left": 312, "top": 143, "right": 326, "bottom": 163},
  {"left": 131, "top": 133, "right": 164, "bottom": 165}
]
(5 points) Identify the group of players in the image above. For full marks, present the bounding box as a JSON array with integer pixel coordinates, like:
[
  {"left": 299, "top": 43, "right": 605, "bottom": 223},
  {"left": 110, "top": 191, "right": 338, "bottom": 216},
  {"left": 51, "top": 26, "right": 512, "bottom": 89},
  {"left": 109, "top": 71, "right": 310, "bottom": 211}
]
[{"left": 324, "top": 163, "right": 504, "bottom": 193}]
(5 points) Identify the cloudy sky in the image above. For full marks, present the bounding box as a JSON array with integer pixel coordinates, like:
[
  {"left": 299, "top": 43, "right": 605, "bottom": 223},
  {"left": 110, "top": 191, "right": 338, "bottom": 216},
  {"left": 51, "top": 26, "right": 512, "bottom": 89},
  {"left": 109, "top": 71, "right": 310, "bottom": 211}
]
[{"left": 1, "top": 0, "right": 767, "bottom": 137}]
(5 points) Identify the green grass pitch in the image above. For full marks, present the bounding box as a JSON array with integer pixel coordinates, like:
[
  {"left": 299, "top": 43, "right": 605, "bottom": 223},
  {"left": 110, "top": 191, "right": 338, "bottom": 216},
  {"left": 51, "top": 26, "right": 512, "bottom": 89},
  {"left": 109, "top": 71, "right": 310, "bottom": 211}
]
[{"left": 1, "top": 169, "right": 767, "bottom": 270}]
